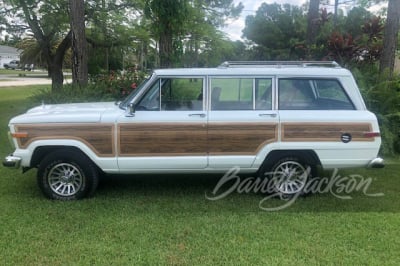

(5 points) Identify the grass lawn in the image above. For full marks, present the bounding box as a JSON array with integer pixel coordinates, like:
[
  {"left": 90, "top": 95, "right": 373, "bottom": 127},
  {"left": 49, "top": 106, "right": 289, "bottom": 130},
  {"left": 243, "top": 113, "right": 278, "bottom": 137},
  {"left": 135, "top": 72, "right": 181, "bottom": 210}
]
[
  {"left": 0, "top": 69, "right": 48, "bottom": 75},
  {"left": 1, "top": 86, "right": 399, "bottom": 265},
  {"left": 0, "top": 69, "right": 71, "bottom": 79}
]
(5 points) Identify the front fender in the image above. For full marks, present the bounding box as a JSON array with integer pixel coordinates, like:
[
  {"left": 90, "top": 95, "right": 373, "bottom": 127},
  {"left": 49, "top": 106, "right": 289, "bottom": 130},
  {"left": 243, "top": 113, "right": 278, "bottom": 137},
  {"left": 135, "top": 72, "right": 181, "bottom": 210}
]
[{"left": 14, "top": 139, "right": 119, "bottom": 173}]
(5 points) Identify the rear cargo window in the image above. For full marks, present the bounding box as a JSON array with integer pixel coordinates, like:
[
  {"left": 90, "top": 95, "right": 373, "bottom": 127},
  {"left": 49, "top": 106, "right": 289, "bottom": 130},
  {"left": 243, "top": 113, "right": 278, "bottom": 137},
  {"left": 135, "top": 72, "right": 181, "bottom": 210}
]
[{"left": 278, "top": 78, "right": 355, "bottom": 110}]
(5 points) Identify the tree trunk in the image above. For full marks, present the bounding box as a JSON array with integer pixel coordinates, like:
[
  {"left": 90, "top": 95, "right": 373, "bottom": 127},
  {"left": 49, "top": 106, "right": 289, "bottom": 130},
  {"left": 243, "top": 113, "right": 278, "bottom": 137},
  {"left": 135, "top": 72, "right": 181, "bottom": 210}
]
[
  {"left": 69, "top": 0, "right": 88, "bottom": 86},
  {"left": 51, "top": 31, "right": 72, "bottom": 91},
  {"left": 49, "top": 62, "right": 65, "bottom": 91},
  {"left": 306, "top": 0, "right": 320, "bottom": 58},
  {"left": 159, "top": 30, "right": 173, "bottom": 68},
  {"left": 379, "top": 0, "right": 400, "bottom": 77},
  {"left": 19, "top": 0, "right": 71, "bottom": 91},
  {"left": 333, "top": 0, "right": 339, "bottom": 27}
]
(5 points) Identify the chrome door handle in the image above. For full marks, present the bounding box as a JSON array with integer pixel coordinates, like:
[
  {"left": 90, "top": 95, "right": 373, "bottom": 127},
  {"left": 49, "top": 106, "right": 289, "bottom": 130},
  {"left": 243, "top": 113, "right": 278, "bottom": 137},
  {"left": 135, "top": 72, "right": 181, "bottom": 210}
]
[
  {"left": 259, "top": 113, "right": 277, "bottom": 118},
  {"left": 189, "top": 113, "right": 206, "bottom": 118}
]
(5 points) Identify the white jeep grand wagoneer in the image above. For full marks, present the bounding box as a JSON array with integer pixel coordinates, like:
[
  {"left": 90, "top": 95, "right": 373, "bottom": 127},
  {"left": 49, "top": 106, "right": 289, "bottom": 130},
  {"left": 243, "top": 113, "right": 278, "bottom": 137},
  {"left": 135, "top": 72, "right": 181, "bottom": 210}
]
[{"left": 3, "top": 61, "right": 384, "bottom": 200}]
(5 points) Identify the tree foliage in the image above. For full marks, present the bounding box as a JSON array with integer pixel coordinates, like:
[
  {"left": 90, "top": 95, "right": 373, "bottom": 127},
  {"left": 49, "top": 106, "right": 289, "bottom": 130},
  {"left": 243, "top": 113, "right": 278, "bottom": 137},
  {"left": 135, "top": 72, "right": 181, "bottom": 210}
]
[
  {"left": 2, "top": 0, "right": 399, "bottom": 90},
  {"left": 306, "top": 0, "right": 320, "bottom": 52},
  {"left": 144, "top": 0, "right": 189, "bottom": 67},
  {"left": 326, "top": 16, "right": 384, "bottom": 65},
  {"left": 3, "top": 0, "right": 71, "bottom": 90},
  {"left": 144, "top": 0, "right": 242, "bottom": 68},
  {"left": 242, "top": 3, "right": 306, "bottom": 60},
  {"left": 85, "top": 0, "right": 143, "bottom": 72}
]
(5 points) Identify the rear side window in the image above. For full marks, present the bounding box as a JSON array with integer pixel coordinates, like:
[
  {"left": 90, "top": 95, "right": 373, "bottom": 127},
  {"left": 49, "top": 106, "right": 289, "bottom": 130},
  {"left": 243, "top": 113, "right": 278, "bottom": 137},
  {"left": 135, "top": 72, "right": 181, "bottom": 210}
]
[
  {"left": 278, "top": 78, "right": 354, "bottom": 110},
  {"left": 210, "top": 78, "right": 272, "bottom": 110}
]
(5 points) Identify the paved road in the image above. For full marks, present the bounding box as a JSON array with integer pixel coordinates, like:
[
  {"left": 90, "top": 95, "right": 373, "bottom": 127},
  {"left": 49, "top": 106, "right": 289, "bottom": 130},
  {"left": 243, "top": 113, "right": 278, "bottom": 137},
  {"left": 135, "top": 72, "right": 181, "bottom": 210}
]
[{"left": 0, "top": 78, "right": 53, "bottom": 87}]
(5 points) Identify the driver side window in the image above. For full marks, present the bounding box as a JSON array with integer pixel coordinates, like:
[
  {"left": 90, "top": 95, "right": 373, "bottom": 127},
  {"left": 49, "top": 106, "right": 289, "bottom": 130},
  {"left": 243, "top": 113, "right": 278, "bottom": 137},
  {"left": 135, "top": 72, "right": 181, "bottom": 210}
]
[{"left": 137, "top": 77, "right": 204, "bottom": 111}]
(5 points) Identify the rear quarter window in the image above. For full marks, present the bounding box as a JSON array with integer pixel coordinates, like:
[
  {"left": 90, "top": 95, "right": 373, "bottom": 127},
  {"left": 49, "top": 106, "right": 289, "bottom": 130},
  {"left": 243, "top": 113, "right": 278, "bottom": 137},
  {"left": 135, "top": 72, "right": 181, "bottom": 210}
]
[{"left": 278, "top": 78, "right": 355, "bottom": 110}]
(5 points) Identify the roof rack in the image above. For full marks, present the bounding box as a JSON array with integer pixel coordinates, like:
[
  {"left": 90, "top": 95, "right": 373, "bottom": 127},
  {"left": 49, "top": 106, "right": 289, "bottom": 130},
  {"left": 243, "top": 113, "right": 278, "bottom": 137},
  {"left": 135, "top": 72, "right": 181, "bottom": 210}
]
[{"left": 219, "top": 61, "right": 341, "bottom": 68}]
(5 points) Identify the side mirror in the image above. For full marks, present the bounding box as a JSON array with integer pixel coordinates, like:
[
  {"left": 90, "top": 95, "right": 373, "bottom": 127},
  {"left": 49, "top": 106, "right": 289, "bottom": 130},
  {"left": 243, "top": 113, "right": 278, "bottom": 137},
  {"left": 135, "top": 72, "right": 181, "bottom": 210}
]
[{"left": 126, "top": 103, "right": 136, "bottom": 117}]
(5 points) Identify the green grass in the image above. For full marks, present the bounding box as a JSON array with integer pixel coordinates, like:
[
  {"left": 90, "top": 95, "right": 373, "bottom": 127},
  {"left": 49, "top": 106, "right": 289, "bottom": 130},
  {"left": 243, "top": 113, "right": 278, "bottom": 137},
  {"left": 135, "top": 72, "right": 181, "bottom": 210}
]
[
  {"left": 0, "top": 86, "right": 49, "bottom": 154},
  {"left": 1, "top": 86, "right": 400, "bottom": 265},
  {"left": 0, "top": 69, "right": 48, "bottom": 75},
  {"left": 0, "top": 69, "right": 71, "bottom": 79}
]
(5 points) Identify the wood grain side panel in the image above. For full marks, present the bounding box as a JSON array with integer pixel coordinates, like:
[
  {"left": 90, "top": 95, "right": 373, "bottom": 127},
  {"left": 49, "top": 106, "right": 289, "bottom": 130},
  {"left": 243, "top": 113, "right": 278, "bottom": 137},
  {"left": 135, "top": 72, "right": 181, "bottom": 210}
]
[
  {"left": 282, "top": 123, "right": 373, "bottom": 142},
  {"left": 118, "top": 123, "right": 207, "bottom": 156},
  {"left": 15, "top": 124, "right": 115, "bottom": 156},
  {"left": 208, "top": 123, "right": 278, "bottom": 155}
]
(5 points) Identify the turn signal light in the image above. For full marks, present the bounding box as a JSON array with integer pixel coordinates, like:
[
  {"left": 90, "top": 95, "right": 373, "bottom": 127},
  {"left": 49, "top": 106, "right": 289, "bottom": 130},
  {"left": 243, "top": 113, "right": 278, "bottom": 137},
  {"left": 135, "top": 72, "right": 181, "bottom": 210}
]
[{"left": 11, "top": 132, "right": 28, "bottom": 138}]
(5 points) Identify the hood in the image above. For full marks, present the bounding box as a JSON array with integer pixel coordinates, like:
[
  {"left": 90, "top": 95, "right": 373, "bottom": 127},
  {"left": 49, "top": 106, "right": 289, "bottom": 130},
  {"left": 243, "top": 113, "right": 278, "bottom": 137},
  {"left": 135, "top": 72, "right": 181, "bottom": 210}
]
[{"left": 10, "top": 102, "right": 118, "bottom": 124}]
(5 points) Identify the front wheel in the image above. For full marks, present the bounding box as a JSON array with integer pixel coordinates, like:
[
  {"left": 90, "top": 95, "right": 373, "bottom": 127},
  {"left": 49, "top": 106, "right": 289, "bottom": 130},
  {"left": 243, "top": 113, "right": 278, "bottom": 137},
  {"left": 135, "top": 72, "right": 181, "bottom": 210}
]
[{"left": 37, "top": 150, "right": 99, "bottom": 200}]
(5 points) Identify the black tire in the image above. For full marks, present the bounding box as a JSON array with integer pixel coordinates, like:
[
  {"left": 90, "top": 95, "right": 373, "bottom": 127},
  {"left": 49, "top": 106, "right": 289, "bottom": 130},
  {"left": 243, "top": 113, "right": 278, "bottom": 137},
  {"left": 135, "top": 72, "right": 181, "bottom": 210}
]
[
  {"left": 260, "top": 156, "right": 314, "bottom": 198},
  {"left": 37, "top": 149, "right": 99, "bottom": 200}
]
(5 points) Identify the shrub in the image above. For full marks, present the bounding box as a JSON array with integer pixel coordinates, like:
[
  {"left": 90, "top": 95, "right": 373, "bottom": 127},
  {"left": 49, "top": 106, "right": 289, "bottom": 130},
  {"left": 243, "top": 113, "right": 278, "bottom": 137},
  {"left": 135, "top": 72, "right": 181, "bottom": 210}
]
[
  {"left": 31, "top": 67, "right": 147, "bottom": 104},
  {"left": 355, "top": 66, "right": 400, "bottom": 155}
]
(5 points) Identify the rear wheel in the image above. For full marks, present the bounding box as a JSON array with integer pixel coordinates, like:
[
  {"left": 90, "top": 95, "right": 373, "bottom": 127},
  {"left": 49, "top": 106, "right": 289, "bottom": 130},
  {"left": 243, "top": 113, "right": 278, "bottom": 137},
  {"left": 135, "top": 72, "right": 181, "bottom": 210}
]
[
  {"left": 37, "top": 149, "right": 99, "bottom": 200},
  {"left": 261, "top": 156, "right": 313, "bottom": 198}
]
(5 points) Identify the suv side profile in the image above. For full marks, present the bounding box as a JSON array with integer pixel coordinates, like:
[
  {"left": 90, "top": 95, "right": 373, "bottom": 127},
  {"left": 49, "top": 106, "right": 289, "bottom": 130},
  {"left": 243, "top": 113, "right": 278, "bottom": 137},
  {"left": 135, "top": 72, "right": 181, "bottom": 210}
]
[
  {"left": 3, "top": 61, "right": 384, "bottom": 200},
  {"left": 3, "top": 60, "right": 20, "bottom": 70}
]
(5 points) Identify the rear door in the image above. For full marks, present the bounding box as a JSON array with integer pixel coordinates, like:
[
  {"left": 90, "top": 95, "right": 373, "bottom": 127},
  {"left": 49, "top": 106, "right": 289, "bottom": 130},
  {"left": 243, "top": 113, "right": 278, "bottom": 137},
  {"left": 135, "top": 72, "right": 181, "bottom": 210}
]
[{"left": 207, "top": 76, "right": 279, "bottom": 169}]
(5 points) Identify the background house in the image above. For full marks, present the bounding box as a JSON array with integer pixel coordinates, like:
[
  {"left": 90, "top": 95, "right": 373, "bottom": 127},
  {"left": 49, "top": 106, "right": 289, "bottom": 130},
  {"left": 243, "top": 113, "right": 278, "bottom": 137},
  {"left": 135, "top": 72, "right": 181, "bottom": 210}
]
[{"left": 0, "top": 45, "right": 20, "bottom": 69}]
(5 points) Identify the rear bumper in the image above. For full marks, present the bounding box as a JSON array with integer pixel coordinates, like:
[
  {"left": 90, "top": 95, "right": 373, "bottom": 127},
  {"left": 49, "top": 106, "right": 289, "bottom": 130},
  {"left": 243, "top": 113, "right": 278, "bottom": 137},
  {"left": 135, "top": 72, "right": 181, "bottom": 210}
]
[
  {"left": 2, "top": 154, "right": 21, "bottom": 168},
  {"left": 367, "top": 157, "right": 384, "bottom": 168}
]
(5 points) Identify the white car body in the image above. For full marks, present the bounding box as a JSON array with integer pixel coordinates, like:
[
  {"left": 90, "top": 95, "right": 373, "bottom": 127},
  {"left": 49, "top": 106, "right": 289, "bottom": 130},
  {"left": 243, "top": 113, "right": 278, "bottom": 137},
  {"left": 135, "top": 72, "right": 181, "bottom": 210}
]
[
  {"left": 3, "top": 61, "right": 384, "bottom": 199},
  {"left": 3, "top": 60, "right": 20, "bottom": 69}
]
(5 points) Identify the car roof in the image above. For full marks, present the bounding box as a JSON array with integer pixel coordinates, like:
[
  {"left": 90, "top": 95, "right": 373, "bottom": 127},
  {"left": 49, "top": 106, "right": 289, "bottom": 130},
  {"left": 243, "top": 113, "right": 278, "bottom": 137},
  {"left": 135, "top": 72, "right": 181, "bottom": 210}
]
[{"left": 153, "top": 64, "right": 352, "bottom": 77}]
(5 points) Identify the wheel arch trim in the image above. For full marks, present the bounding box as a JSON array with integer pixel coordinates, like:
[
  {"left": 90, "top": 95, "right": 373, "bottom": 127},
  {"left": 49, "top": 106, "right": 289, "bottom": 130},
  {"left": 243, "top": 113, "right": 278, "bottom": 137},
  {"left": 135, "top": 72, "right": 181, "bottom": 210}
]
[
  {"left": 22, "top": 139, "right": 115, "bottom": 171},
  {"left": 259, "top": 149, "right": 321, "bottom": 172}
]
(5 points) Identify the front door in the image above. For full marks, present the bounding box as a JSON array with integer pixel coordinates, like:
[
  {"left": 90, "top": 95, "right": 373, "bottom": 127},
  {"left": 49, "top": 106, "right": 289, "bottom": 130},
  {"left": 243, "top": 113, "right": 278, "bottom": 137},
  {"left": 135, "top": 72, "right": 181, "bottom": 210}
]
[{"left": 117, "top": 76, "right": 207, "bottom": 171}]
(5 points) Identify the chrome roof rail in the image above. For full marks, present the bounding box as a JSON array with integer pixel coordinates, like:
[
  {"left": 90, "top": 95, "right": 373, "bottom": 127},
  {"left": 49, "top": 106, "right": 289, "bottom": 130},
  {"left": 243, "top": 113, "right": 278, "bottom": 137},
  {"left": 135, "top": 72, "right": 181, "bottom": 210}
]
[{"left": 219, "top": 61, "right": 341, "bottom": 68}]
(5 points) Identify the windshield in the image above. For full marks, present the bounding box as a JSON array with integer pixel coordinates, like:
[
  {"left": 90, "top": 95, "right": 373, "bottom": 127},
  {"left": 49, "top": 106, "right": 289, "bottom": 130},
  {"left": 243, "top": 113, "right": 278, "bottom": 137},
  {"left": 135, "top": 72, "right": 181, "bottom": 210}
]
[{"left": 119, "top": 75, "right": 151, "bottom": 109}]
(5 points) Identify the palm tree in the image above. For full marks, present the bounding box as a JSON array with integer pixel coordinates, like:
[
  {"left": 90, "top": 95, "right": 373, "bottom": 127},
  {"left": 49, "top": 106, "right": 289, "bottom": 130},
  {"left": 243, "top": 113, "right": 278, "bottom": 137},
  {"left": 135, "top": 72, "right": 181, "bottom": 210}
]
[{"left": 17, "top": 37, "right": 72, "bottom": 73}]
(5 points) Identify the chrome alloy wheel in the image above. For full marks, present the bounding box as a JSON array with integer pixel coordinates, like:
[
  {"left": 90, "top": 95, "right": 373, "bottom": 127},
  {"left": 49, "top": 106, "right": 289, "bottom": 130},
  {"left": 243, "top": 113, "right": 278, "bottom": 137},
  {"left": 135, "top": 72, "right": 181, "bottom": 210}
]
[
  {"left": 47, "top": 163, "right": 84, "bottom": 197},
  {"left": 272, "top": 160, "right": 309, "bottom": 195}
]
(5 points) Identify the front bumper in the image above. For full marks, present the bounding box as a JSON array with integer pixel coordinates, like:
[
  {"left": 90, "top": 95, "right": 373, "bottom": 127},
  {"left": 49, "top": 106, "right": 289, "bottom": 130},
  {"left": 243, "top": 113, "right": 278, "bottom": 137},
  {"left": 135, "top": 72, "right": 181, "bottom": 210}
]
[
  {"left": 367, "top": 157, "right": 385, "bottom": 168},
  {"left": 3, "top": 154, "right": 21, "bottom": 168}
]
